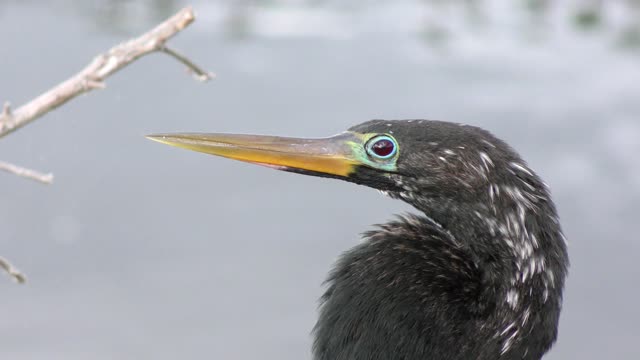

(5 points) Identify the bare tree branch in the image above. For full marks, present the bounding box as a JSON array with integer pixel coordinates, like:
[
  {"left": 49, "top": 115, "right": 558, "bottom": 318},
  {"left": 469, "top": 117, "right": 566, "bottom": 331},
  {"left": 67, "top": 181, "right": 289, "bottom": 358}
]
[
  {"left": 0, "top": 256, "right": 26, "bottom": 284},
  {"left": 0, "top": 6, "right": 212, "bottom": 283},
  {"left": 0, "top": 6, "right": 211, "bottom": 140},
  {"left": 0, "top": 161, "right": 53, "bottom": 184}
]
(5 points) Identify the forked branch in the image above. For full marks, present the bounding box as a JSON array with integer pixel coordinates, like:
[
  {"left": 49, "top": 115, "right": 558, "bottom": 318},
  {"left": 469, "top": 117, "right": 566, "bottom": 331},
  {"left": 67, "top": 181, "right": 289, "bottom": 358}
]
[
  {"left": 0, "top": 6, "right": 212, "bottom": 283},
  {"left": 0, "top": 6, "right": 211, "bottom": 140}
]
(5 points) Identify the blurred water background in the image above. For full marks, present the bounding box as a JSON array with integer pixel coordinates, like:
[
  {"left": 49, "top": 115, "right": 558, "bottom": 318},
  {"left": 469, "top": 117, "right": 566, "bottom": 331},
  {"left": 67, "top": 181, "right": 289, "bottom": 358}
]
[{"left": 1, "top": 0, "right": 639, "bottom": 359}]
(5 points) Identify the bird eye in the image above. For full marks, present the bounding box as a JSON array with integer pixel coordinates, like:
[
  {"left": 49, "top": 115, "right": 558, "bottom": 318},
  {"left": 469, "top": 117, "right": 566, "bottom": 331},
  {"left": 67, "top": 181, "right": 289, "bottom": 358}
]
[{"left": 366, "top": 135, "right": 398, "bottom": 159}]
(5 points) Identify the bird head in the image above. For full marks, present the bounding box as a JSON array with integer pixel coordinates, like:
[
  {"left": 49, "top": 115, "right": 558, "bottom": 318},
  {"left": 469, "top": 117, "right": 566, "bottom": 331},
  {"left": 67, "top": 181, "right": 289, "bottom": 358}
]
[{"left": 147, "top": 119, "right": 529, "bottom": 210}]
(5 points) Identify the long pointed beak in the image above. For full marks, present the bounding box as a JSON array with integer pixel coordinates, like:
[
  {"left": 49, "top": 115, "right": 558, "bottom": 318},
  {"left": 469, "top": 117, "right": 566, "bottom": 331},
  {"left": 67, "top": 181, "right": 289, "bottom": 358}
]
[{"left": 146, "top": 132, "right": 367, "bottom": 177}]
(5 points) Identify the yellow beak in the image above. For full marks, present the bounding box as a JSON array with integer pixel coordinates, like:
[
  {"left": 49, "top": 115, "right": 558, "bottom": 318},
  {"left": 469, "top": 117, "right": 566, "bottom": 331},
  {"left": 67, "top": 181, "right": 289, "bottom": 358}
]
[{"left": 146, "top": 132, "right": 366, "bottom": 177}]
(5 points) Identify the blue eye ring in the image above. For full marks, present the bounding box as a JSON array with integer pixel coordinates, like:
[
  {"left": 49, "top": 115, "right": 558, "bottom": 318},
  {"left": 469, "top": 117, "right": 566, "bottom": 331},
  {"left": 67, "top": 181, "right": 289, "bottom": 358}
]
[{"left": 366, "top": 135, "right": 398, "bottom": 160}]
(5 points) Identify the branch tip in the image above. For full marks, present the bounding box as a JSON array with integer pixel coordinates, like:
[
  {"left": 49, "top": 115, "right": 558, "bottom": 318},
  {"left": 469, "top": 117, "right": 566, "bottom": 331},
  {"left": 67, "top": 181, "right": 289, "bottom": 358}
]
[
  {"left": 0, "top": 256, "right": 26, "bottom": 284},
  {"left": 0, "top": 161, "right": 54, "bottom": 184},
  {"left": 160, "top": 45, "right": 213, "bottom": 82}
]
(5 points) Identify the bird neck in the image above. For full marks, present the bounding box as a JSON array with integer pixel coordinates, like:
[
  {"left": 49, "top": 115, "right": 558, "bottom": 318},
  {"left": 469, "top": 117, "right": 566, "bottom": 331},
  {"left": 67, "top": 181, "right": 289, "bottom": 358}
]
[
  {"left": 410, "top": 187, "right": 567, "bottom": 290},
  {"left": 400, "top": 184, "right": 568, "bottom": 356}
]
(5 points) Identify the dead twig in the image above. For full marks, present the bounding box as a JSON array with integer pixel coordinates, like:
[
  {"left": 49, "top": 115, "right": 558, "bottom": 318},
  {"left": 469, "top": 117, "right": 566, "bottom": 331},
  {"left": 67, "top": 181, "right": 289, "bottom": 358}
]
[
  {"left": 0, "top": 161, "right": 53, "bottom": 184},
  {"left": 0, "top": 6, "right": 212, "bottom": 283},
  {"left": 0, "top": 6, "right": 211, "bottom": 140},
  {"left": 0, "top": 256, "right": 26, "bottom": 284},
  {"left": 160, "top": 45, "right": 215, "bottom": 81}
]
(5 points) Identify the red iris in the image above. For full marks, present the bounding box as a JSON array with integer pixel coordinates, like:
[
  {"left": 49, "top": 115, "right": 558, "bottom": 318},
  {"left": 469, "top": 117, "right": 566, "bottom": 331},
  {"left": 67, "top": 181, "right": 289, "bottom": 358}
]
[{"left": 371, "top": 138, "right": 395, "bottom": 157}]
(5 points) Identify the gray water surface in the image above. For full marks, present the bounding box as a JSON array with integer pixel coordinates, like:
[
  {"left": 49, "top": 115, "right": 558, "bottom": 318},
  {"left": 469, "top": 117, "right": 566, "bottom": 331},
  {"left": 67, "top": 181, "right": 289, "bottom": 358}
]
[{"left": 1, "top": 1, "right": 639, "bottom": 359}]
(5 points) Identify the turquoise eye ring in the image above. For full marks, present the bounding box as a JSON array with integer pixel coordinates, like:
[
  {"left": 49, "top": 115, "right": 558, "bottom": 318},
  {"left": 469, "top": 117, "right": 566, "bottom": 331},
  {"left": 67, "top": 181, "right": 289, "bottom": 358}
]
[{"left": 366, "top": 135, "right": 398, "bottom": 160}]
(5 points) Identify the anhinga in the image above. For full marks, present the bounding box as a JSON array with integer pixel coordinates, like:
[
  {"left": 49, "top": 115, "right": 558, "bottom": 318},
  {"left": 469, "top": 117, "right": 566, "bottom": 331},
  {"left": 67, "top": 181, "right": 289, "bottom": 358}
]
[{"left": 148, "top": 120, "right": 568, "bottom": 360}]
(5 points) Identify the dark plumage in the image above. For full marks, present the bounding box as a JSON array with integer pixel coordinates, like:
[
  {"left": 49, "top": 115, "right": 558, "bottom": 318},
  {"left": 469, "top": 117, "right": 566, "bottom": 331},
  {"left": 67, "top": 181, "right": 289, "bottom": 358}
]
[
  {"left": 148, "top": 119, "right": 569, "bottom": 360},
  {"left": 313, "top": 120, "right": 568, "bottom": 360}
]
